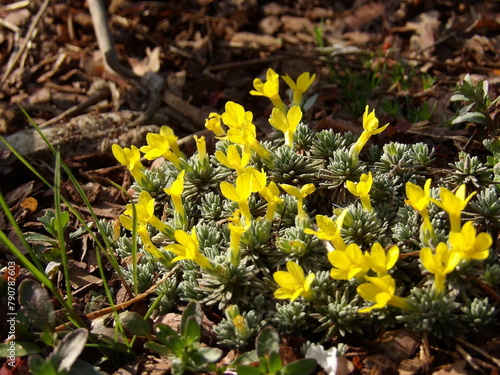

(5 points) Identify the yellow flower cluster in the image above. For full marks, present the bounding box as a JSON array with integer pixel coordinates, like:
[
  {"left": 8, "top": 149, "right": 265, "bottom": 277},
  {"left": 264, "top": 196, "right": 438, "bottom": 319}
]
[{"left": 112, "top": 68, "right": 493, "bottom": 319}]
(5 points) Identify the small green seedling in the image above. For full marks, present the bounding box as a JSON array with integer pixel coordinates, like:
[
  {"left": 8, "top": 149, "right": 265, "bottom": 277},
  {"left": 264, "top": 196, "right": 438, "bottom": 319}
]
[
  {"left": 145, "top": 301, "right": 222, "bottom": 375},
  {"left": 234, "top": 327, "right": 317, "bottom": 375},
  {"left": 451, "top": 73, "right": 500, "bottom": 134}
]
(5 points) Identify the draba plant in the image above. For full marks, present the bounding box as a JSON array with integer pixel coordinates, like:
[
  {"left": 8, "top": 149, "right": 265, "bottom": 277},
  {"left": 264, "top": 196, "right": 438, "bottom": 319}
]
[{"left": 111, "top": 68, "right": 499, "bottom": 368}]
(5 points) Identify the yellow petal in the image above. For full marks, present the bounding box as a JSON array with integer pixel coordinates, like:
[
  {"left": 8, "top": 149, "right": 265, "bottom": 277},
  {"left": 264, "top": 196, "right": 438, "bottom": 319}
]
[
  {"left": 274, "top": 288, "right": 293, "bottom": 300},
  {"left": 420, "top": 247, "right": 436, "bottom": 272},
  {"left": 281, "top": 74, "right": 297, "bottom": 90},
  {"left": 286, "top": 261, "right": 305, "bottom": 283},
  {"left": 301, "top": 183, "right": 316, "bottom": 196},
  {"left": 235, "top": 173, "right": 253, "bottom": 199},
  {"left": 274, "top": 271, "right": 297, "bottom": 289},
  {"left": 269, "top": 107, "right": 288, "bottom": 132},
  {"left": 174, "top": 229, "right": 194, "bottom": 248},
  {"left": 280, "top": 184, "right": 300, "bottom": 197},
  {"left": 346, "top": 180, "right": 359, "bottom": 196},
  {"left": 304, "top": 273, "right": 315, "bottom": 291},
  {"left": 386, "top": 245, "right": 399, "bottom": 270},
  {"left": 287, "top": 105, "right": 303, "bottom": 130},
  {"left": 327, "top": 250, "right": 349, "bottom": 269},
  {"left": 296, "top": 72, "right": 316, "bottom": 91},
  {"left": 357, "top": 283, "right": 380, "bottom": 301},
  {"left": 220, "top": 181, "right": 240, "bottom": 202}
]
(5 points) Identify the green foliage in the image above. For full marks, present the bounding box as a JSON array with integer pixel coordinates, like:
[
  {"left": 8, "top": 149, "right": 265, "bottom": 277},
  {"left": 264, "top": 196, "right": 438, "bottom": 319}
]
[
  {"left": 460, "top": 297, "right": 498, "bottom": 333},
  {"left": 215, "top": 305, "right": 266, "bottom": 349},
  {"left": 24, "top": 210, "right": 85, "bottom": 265},
  {"left": 311, "top": 289, "right": 363, "bottom": 340},
  {"left": 3, "top": 66, "right": 500, "bottom": 373},
  {"left": 271, "top": 301, "right": 312, "bottom": 335},
  {"left": 451, "top": 73, "right": 500, "bottom": 133},
  {"left": 145, "top": 302, "right": 222, "bottom": 375},
  {"left": 234, "top": 327, "right": 317, "bottom": 375},
  {"left": 399, "top": 288, "right": 465, "bottom": 340},
  {"left": 1, "top": 280, "right": 101, "bottom": 374},
  {"left": 341, "top": 203, "right": 387, "bottom": 247},
  {"left": 28, "top": 329, "right": 101, "bottom": 375},
  {"left": 267, "top": 145, "right": 322, "bottom": 184}
]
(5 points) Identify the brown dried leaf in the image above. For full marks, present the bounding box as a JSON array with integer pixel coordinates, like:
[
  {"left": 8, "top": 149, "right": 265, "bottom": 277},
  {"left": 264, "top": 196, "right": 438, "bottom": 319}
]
[
  {"left": 259, "top": 15, "right": 281, "bottom": 35},
  {"left": 399, "top": 356, "right": 425, "bottom": 375},
  {"left": 406, "top": 10, "right": 440, "bottom": 56},
  {"left": 337, "top": 355, "right": 356, "bottom": 375},
  {"left": 281, "top": 15, "right": 314, "bottom": 33},
  {"left": 129, "top": 47, "right": 161, "bottom": 76},
  {"left": 5, "top": 181, "right": 34, "bottom": 206},
  {"left": 344, "top": 3, "right": 385, "bottom": 30},
  {"left": 381, "top": 329, "right": 420, "bottom": 362},
  {"left": 19, "top": 197, "right": 38, "bottom": 213},
  {"left": 279, "top": 344, "right": 298, "bottom": 365},
  {"left": 155, "top": 312, "right": 182, "bottom": 332},
  {"left": 431, "top": 360, "right": 469, "bottom": 375},
  {"left": 68, "top": 262, "right": 103, "bottom": 289},
  {"left": 230, "top": 31, "right": 282, "bottom": 48}
]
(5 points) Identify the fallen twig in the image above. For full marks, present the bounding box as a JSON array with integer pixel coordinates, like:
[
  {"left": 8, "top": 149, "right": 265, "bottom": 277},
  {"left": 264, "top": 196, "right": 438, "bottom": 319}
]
[
  {"left": 87, "top": 0, "right": 137, "bottom": 79},
  {"left": 455, "top": 337, "right": 500, "bottom": 368},
  {"left": 55, "top": 264, "right": 180, "bottom": 332},
  {"left": 39, "top": 82, "right": 111, "bottom": 128},
  {"left": 87, "top": 0, "right": 165, "bottom": 126},
  {"left": 0, "top": 0, "right": 49, "bottom": 89}
]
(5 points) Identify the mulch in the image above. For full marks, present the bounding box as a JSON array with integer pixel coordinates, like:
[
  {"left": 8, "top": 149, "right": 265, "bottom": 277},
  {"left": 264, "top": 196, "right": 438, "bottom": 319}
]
[{"left": 1, "top": 0, "right": 500, "bottom": 374}]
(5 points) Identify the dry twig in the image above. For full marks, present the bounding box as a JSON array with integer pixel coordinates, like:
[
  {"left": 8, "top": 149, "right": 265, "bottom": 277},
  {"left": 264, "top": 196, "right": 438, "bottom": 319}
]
[{"left": 0, "top": 0, "right": 49, "bottom": 89}]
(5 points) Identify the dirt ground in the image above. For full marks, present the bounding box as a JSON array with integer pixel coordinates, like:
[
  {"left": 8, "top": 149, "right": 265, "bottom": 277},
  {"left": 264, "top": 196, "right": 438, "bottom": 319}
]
[{"left": 1, "top": 0, "right": 500, "bottom": 374}]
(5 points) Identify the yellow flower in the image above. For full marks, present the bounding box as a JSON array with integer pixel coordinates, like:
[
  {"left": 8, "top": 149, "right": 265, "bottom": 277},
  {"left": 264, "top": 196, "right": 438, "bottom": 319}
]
[
  {"left": 280, "top": 183, "right": 316, "bottom": 222},
  {"left": 328, "top": 243, "right": 370, "bottom": 281},
  {"left": 140, "top": 125, "right": 185, "bottom": 169},
  {"left": 350, "top": 106, "right": 389, "bottom": 159},
  {"left": 164, "top": 170, "right": 187, "bottom": 226},
  {"left": 430, "top": 184, "right": 476, "bottom": 232},
  {"left": 244, "top": 167, "right": 267, "bottom": 193},
  {"left": 227, "top": 210, "right": 250, "bottom": 266},
  {"left": 112, "top": 144, "right": 146, "bottom": 184},
  {"left": 282, "top": 72, "right": 316, "bottom": 106},
  {"left": 273, "top": 261, "right": 315, "bottom": 301},
  {"left": 405, "top": 179, "right": 432, "bottom": 212},
  {"left": 346, "top": 172, "right": 373, "bottom": 211},
  {"left": 221, "top": 102, "right": 270, "bottom": 159},
  {"left": 405, "top": 179, "right": 434, "bottom": 241},
  {"left": 268, "top": 105, "right": 302, "bottom": 148},
  {"left": 304, "top": 211, "right": 348, "bottom": 250},
  {"left": 259, "top": 181, "right": 283, "bottom": 221},
  {"left": 357, "top": 275, "right": 409, "bottom": 313},
  {"left": 137, "top": 225, "right": 167, "bottom": 261},
  {"left": 194, "top": 135, "right": 207, "bottom": 163},
  {"left": 221, "top": 101, "right": 253, "bottom": 129},
  {"left": 225, "top": 305, "right": 249, "bottom": 335},
  {"left": 420, "top": 242, "right": 461, "bottom": 294},
  {"left": 205, "top": 112, "right": 226, "bottom": 136},
  {"left": 166, "top": 229, "right": 213, "bottom": 270},
  {"left": 220, "top": 172, "right": 253, "bottom": 220},
  {"left": 215, "top": 145, "right": 251, "bottom": 175},
  {"left": 369, "top": 243, "right": 399, "bottom": 277},
  {"left": 249, "top": 68, "right": 286, "bottom": 112},
  {"left": 120, "top": 190, "right": 171, "bottom": 235},
  {"left": 449, "top": 221, "right": 492, "bottom": 262}
]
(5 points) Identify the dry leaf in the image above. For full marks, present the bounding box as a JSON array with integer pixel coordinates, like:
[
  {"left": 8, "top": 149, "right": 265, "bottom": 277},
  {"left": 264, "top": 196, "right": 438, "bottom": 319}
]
[
  {"left": 406, "top": 10, "right": 440, "bottom": 56},
  {"left": 431, "top": 360, "right": 469, "bottom": 375},
  {"left": 344, "top": 3, "right": 385, "bottom": 30},
  {"left": 230, "top": 31, "right": 282, "bottom": 48},
  {"left": 19, "top": 197, "right": 38, "bottom": 213},
  {"left": 129, "top": 47, "right": 161, "bottom": 76}
]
